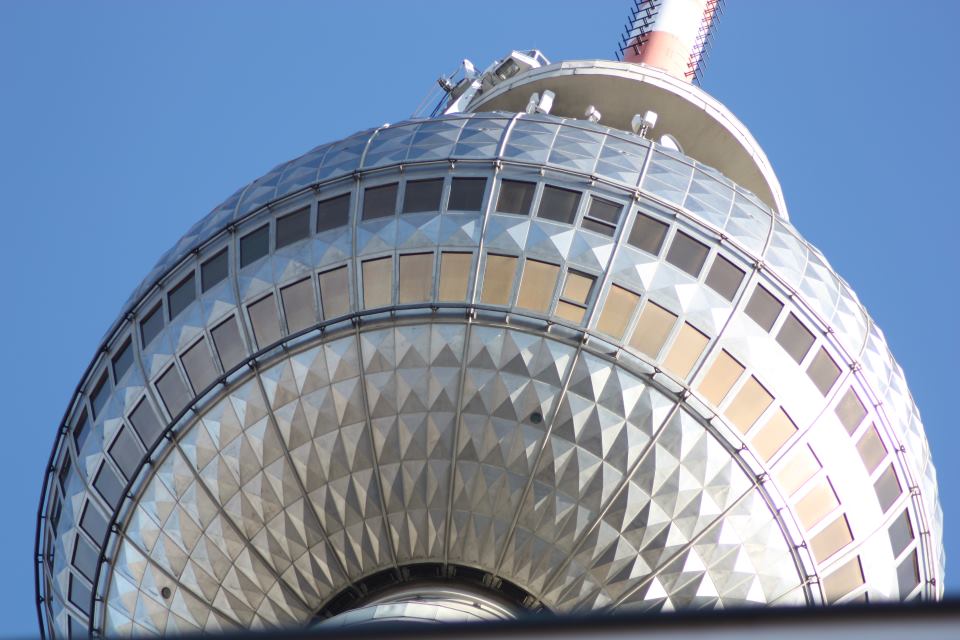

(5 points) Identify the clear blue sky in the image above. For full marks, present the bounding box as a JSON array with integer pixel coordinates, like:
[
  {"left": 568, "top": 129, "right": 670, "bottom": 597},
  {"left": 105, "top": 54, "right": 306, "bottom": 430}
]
[{"left": 1, "top": 1, "right": 958, "bottom": 635}]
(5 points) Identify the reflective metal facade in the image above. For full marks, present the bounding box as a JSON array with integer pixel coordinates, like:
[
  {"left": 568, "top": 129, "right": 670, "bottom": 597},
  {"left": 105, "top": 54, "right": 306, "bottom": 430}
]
[{"left": 36, "top": 111, "right": 943, "bottom": 637}]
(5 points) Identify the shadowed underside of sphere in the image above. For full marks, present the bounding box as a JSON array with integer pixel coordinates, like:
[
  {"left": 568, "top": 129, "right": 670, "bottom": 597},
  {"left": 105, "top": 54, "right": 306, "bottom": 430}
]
[{"left": 36, "top": 111, "right": 942, "bottom": 637}]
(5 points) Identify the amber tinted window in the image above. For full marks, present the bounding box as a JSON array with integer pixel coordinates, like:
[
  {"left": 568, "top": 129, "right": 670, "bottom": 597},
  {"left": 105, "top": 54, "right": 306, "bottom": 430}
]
[
  {"left": 823, "top": 556, "right": 864, "bottom": 603},
  {"left": 480, "top": 255, "right": 518, "bottom": 306},
  {"left": 536, "top": 185, "right": 581, "bottom": 224},
  {"left": 794, "top": 478, "right": 838, "bottom": 530},
  {"left": 111, "top": 338, "right": 134, "bottom": 381},
  {"left": 317, "top": 193, "right": 351, "bottom": 232},
  {"left": 211, "top": 316, "right": 246, "bottom": 371},
  {"left": 807, "top": 347, "right": 841, "bottom": 395},
  {"left": 516, "top": 259, "right": 560, "bottom": 313},
  {"left": 240, "top": 224, "right": 269, "bottom": 267},
  {"left": 889, "top": 510, "right": 914, "bottom": 557},
  {"left": 775, "top": 445, "right": 820, "bottom": 496},
  {"left": 399, "top": 253, "right": 434, "bottom": 303},
  {"left": 362, "top": 257, "right": 393, "bottom": 308},
  {"left": 167, "top": 273, "right": 196, "bottom": 321},
  {"left": 438, "top": 252, "right": 471, "bottom": 301},
  {"left": 403, "top": 179, "right": 444, "bottom": 214},
  {"left": 496, "top": 180, "right": 535, "bottom": 215},
  {"left": 629, "top": 302, "right": 676, "bottom": 358},
  {"left": 448, "top": 178, "right": 486, "bottom": 211},
  {"left": 856, "top": 424, "right": 887, "bottom": 474},
  {"left": 725, "top": 376, "right": 773, "bottom": 434},
  {"left": 665, "top": 231, "right": 709, "bottom": 277},
  {"left": 776, "top": 313, "right": 815, "bottom": 363},
  {"left": 276, "top": 206, "right": 311, "bottom": 248},
  {"left": 810, "top": 515, "right": 853, "bottom": 563},
  {"left": 140, "top": 303, "right": 164, "bottom": 348},
  {"left": 201, "top": 248, "right": 229, "bottom": 292},
  {"left": 319, "top": 266, "right": 351, "bottom": 318},
  {"left": 556, "top": 271, "right": 595, "bottom": 324},
  {"left": 698, "top": 350, "right": 744, "bottom": 406},
  {"left": 662, "top": 323, "right": 709, "bottom": 379},
  {"left": 704, "top": 255, "right": 744, "bottom": 301},
  {"left": 744, "top": 286, "right": 782, "bottom": 331},
  {"left": 874, "top": 464, "right": 902, "bottom": 513},
  {"left": 751, "top": 408, "right": 797, "bottom": 461},
  {"left": 835, "top": 387, "right": 867, "bottom": 434},
  {"left": 362, "top": 183, "right": 398, "bottom": 220},
  {"left": 596, "top": 285, "right": 640, "bottom": 339},
  {"left": 627, "top": 213, "right": 668, "bottom": 255}
]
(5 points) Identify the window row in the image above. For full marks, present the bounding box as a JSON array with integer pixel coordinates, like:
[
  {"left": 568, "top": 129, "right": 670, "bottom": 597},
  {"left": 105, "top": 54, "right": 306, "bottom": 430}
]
[
  {"left": 495, "top": 180, "right": 624, "bottom": 237},
  {"left": 744, "top": 284, "right": 842, "bottom": 395}
]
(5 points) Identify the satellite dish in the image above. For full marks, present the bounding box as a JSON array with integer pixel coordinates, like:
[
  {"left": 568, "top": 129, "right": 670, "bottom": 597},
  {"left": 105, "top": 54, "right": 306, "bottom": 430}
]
[{"left": 659, "top": 134, "right": 683, "bottom": 153}]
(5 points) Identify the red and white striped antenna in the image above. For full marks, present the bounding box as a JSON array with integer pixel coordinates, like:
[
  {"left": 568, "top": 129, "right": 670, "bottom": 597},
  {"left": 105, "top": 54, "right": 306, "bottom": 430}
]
[{"left": 618, "top": 0, "right": 724, "bottom": 84}]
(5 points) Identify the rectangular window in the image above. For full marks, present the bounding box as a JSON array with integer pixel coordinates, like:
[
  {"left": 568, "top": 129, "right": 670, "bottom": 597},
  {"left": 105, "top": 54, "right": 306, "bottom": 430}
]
[
  {"left": 281, "top": 278, "right": 317, "bottom": 333},
  {"left": 704, "top": 255, "right": 744, "bottom": 301},
  {"left": 596, "top": 285, "right": 640, "bottom": 340},
  {"left": 402, "top": 179, "right": 444, "bottom": 214},
  {"left": 362, "top": 257, "right": 394, "bottom": 308},
  {"left": 627, "top": 212, "right": 668, "bottom": 256},
  {"left": 90, "top": 373, "right": 110, "bottom": 420},
  {"left": 480, "top": 254, "right": 518, "bottom": 306},
  {"left": 897, "top": 550, "right": 920, "bottom": 598},
  {"left": 93, "top": 463, "right": 124, "bottom": 509},
  {"left": 628, "top": 302, "right": 677, "bottom": 358},
  {"left": 724, "top": 376, "right": 773, "bottom": 434},
  {"left": 536, "top": 185, "right": 581, "bottom": 224},
  {"left": 399, "top": 253, "right": 434, "bottom": 303},
  {"left": 889, "top": 509, "right": 914, "bottom": 558},
  {"left": 516, "top": 259, "right": 560, "bottom": 313},
  {"left": 810, "top": 514, "right": 853, "bottom": 563},
  {"left": 68, "top": 575, "right": 93, "bottom": 615},
  {"left": 319, "top": 266, "right": 351, "bottom": 318},
  {"left": 665, "top": 231, "right": 709, "bottom": 277},
  {"left": 72, "top": 535, "right": 99, "bottom": 582},
  {"left": 140, "top": 303, "right": 164, "bottom": 348},
  {"left": 555, "top": 271, "right": 595, "bottom": 324},
  {"left": 856, "top": 424, "right": 887, "bottom": 474},
  {"left": 807, "top": 347, "right": 841, "bottom": 395},
  {"left": 156, "top": 365, "right": 190, "bottom": 417},
  {"left": 129, "top": 398, "right": 163, "bottom": 448},
  {"left": 496, "top": 180, "right": 535, "bottom": 215},
  {"left": 80, "top": 503, "right": 109, "bottom": 542},
  {"left": 108, "top": 427, "right": 142, "bottom": 480},
  {"left": 823, "top": 556, "right": 864, "bottom": 603},
  {"left": 776, "top": 313, "right": 815, "bottom": 364},
  {"left": 181, "top": 338, "right": 218, "bottom": 393},
  {"left": 248, "top": 293, "right": 283, "bottom": 347},
  {"left": 744, "top": 285, "right": 783, "bottom": 332},
  {"left": 240, "top": 224, "right": 270, "bottom": 268},
  {"left": 874, "top": 463, "right": 903, "bottom": 513},
  {"left": 697, "top": 350, "right": 744, "bottom": 406},
  {"left": 581, "top": 196, "right": 620, "bottom": 237},
  {"left": 438, "top": 253, "right": 471, "bottom": 301},
  {"left": 201, "top": 248, "right": 229, "bottom": 292},
  {"left": 73, "top": 411, "right": 90, "bottom": 452},
  {"left": 794, "top": 477, "right": 839, "bottom": 530},
  {"left": 774, "top": 445, "right": 820, "bottom": 496},
  {"left": 317, "top": 193, "right": 351, "bottom": 232},
  {"left": 448, "top": 177, "right": 486, "bottom": 211},
  {"left": 662, "top": 323, "right": 709, "bottom": 379},
  {"left": 167, "top": 272, "right": 196, "bottom": 321},
  {"left": 751, "top": 408, "right": 798, "bottom": 461},
  {"left": 275, "top": 206, "right": 311, "bottom": 249},
  {"left": 57, "top": 456, "right": 72, "bottom": 491},
  {"left": 835, "top": 387, "right": 867, "bottom": 434},
  {"left": 111, "top": 338, "right": 133, "bottom": 381},
  {"left": 211, "top": 316, "right": 246, "bottom": 372},
  {"left": 362, "top": 183, "right": 399, "bottom": 220}
]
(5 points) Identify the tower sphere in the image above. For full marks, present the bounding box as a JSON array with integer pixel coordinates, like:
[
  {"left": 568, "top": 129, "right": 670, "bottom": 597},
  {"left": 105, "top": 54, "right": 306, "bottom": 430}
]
[{"left": 36, "top": 50, "right": 942, "bottom": 637}]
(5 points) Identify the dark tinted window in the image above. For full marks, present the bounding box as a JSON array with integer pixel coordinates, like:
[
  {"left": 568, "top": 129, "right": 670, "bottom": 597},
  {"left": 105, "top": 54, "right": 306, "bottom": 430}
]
[
  {"left": 240, "top": 225, "right": 269, "bottom": 267},
  {"left": 362, "top": 183, "right": 398, "bottom": 220},
  {"left": 402, "top": 179, "right": 444, "bottom": 213},
  {"left": 317, "top": 193, "right": 351, "bottom": 232},
  {"left": 627, "top": 213, "right": 668, "bottom": 255},
  {"left": 73, "top": 411, "right": 90, "bottom": 452},
  {"left": 93, "top": 464, "right": 124, "bottom": 508},
  {"left": 776, "top": 313, "right": 815, "bottom": 363},
  {"left": 744, "top": 286, "right": 783, "bottom": 331},
  {"left": 835, "top": 388, "right": 867, "bottom": 434},
  {"left": 536, "top": 185, "right": 581, "bottom": 224},
  {"left": 167, "top": 273, "right": 196, "bottom": 320},
  {"left": 108, "top": 427, "right": 142, "bottom": 480},
  {"left": 897, "top": 550, "right": 920, "bottom": 597},
  {"left": 129, "top": 398, "right": 163, "bottom": 448},
  {"left": 57, "top": 455, "right": 72, "bottom": 489},
  {"left": 90, "top": 373, "right": 110, "bottom": 419},
  {"left": 201, "top": 249, "right": 229, "bottom": 292},
  {"left": 807, "top": 347, "right": 841, "bottom": 395},
  {"left": 111, "top": 338, "right": 133, "bottom": 381},
  {"left": 276, "top": 206, "right": 311, "bottom": 248},
  {"left": 80, "top": 503, "right": 109, "bottom": 543},
  {"left": 181, "top": 338, "right": 218, "bottom": 393},
  {"left": 888, "top": 509, "right": 914, "bottom": 557},
  {"left": 212, "top": 316, "right": 246, "bottom": 371},
  {"left": 448, "top": 178, "right": 486, "bottom": 211},
  {"left": 582, "top": 197, "right": 620, "bottom": 237},
  {"left": 665, "top": 231, "right": 709, "bottom": 277},
  {"left": 156, "top": 366, "right": 190, "bottom": 417},
  {"left": 874, "top": 463, "right": 902, "bottom": 513},
  {"left": 140, "top": 303, "right": 164, "bottom": 348},
  {"left": 72, "top": 535, "right": 98, "bottom": 582},
  {"left": 704, "top": 255, "right": 744, "bottom": 301},
  {"left": 68, "top": 575, "right": 92, "bottom": 615},
  {"left": 496, "top": 180, "right": 535, "bottom": 215}
]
